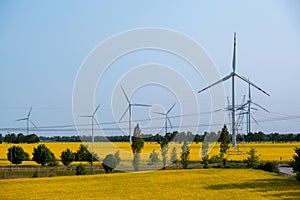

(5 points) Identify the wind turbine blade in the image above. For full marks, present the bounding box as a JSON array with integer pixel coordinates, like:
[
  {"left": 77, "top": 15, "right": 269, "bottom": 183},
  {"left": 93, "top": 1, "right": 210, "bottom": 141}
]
[
  {"left": 235, "top": 74, "right": 270, "bottom": 96},
  {"left": 252, "top": 101, "right": 270, "bottom": 113},
  {"left": 248, "top": 79, "right": 252, "bottom": 100},
  {"left": 250, "top": 107, "right": 258, "bottom": 111},
  {"left": 167, "top": 117, "right": 173, "bottom": 128},
  {"left": 29, "top": 120, "right": 37, "bottom": 128},
  {"left": 16, "top": 118, "right": 28, "bottom": 121},
  {"left": 167, "top": 103, "right": 176, "bottom": 114},
  {"left": 27, "top": 106, "right": 33, "bottom": 118},
  {"left": 132, "top": 104, "right": 152, "bottom": 107},
  {"left": 93, "top": 104, "right": 100, "bottom": 116},
  {"left": 251, "top": 115, "right": 259, "bottom": 125},
  {"left": 213, "top": 108, "right": 225, "bottom": 112},
  {"left": 119, "top": 107, "right": 129, "bottom": 122},
  {"left": 232, "top": 32, "right": 236, "bottom": 72},
  {"left": 121, "top": 86, "right": 130, "bottom": 104},
  {"left": 241, "top": 95, "right": 246, "bottom": 104},
  {"left": 80, "top": 115, "right": 93, "bottom": 118},
  {"left": 198, "top": 74, "right": 232, "bottom": 93},
  {"left": 93, "top": 118, "right": 101, "bottom": 129},
  {"left": 152, "top": 111, "right": 165, "bottom": 116}
]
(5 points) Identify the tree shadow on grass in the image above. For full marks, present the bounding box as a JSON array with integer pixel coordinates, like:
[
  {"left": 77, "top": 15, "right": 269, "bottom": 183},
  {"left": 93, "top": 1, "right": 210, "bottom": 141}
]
[{"left": 205, "top": 178, "right": 300, "bottom": 199}]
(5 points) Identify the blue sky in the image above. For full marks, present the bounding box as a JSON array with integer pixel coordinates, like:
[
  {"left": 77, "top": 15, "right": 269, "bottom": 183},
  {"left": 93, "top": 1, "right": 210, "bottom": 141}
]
[{"left": 0, "top": 1, "right": 299, "bottom": 136}]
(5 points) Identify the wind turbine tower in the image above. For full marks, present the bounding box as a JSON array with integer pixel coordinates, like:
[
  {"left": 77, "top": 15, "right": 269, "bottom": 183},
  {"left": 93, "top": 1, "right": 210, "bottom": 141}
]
[
  {"left": 153, "top": 103, "right": 176, "bottom": 135},
  {"left": 198, "top": 33, "right": 270, "bottom": 148}
]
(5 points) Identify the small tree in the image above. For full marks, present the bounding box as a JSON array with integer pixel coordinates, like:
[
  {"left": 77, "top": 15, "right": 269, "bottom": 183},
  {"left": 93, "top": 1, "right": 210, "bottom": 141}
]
[
  {"left": 149, "top": 150, "right": 159, "bottom": 165},
  {"left": 60, "top": 148, "right": 75, "bottom": 166},
  {"left": 102, "top": 154, "right": 118, "bottom": 173},
  {"left": 291, "top": 147, "right": 300, "bottom": 173},
  {"left": 246, "top": 147, "right": 260, "bottom": 168},
  {"left": 160, "top": 137, "right": 169, "bottom": 169},
  {"left": 7, "top": 145, "right": 29, "bottom": 166},
  {"left": 76, "top": 163, "right": 87, "bottom": 175},
  {"left": 219, "top": 125, "right": 231, "bottom": 157},
  {"left": 170, "top": 147, "right": 177, "bottom": 163},
  {"left": 32, "top": 144, "right": 54, "bottom": 166},
  {"left": 131, "top": 124, "right": 144, "bottom": 171},
  {"left": 180, "top": 141, "right": 191, "bottom": 169}
]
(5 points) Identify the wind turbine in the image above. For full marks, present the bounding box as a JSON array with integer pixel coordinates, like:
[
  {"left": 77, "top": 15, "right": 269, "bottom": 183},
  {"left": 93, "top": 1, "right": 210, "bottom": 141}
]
[
  {"left": 15, "top": 106, "right": 37, "bottom": 135},
  {"left": 153, "top": 103, "right": 176, "bottom": 135},
  {"left": 198, "top": 33, "right": 270, "bottom": 148},
  {"left": 241, "top": 80, "right": 270, "bottom": 134},
  {"left": 80, "top": 104, "right": 100, "bottom": 171},
  {"left": 119, "top": 86, "right": 151, "bottom": 143}
]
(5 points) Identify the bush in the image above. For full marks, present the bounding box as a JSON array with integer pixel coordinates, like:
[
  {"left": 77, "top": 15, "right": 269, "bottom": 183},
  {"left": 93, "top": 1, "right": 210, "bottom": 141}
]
[
  {"left": 291, "top": 147, "right": 300, "bottom": 173},
  {"left": 246, "top": 147, "right": 260, "bottom": 168},
  {"left": 32, "top": 170, "right": 39, "bottom": 178},
  {"left": 102, "top": 154, "right": 117, "bottom": 173},
  {"left": 7, "top": 145, "right": 29, "bottom": 166},
  {"left": 208, "top": 155, "right": 222, "bottom": 164},
  {"left": 180, "top": 141, "right": 190, "bottom": 169},
  {"left": 149, "top": 150, "right": 159, "bottom": 165},
  {"left": 202, "top": 155, "right": 209, "bottom": 168},
  {"left": 60, "top": 148, "right": 75, "bottom": 166},
  {"left": 259, "top": 161, "right": 279, "bottom": 173},
  {"left": 76, "top": 163, "right": 87, "bottom": 175},
  {"left": 32, "top": 144, "right": 55, "bottom": 166},
  {"left": 296, "top": 172, "right": 300, "bottom": 182}
]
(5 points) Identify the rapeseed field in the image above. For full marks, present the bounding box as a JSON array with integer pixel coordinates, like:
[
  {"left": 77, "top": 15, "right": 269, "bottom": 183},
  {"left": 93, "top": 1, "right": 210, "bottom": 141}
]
[{"left": 0, "top": 169, "right": 299, "bottom": 199}]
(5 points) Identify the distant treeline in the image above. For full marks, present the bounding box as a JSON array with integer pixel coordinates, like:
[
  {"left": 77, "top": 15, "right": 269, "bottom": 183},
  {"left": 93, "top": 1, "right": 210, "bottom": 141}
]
[{"left": 1, "top": 131, "right": 300, "bottom": 144}]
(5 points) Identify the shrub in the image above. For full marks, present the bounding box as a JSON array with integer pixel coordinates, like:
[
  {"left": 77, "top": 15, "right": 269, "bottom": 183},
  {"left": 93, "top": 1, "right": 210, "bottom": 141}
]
[
  {"left": 208, "top": 155, "right": 222, "bottom": 164},
  {"left": 259, "top": 161, "right": 279, "bottom": 173},
  {"left": 296, "top": 172, "right": 300, "bottom": 182},
  {"left": 180, "top": 141, "right": 190, "bottom": 169},
  {"left": 32, "top": 170, "right": 39, "bottom": 178},
  {"left": 246, "top": 147, "right": 260, "bottom": 168},
  {"left": 32, "top": 144, "right": 55, "bottom": 166},
  {"left": 149, "top": 150, "right": 159, "bottom": 165},
  {"left": 102, "top": 154, "right": 117, "bottom": 173},
  {"left": 202, "top": 155, "right": 209, "bottom": 168},
  {"left": 7, "top": 145, "right": 29, "bottom": 166},
  {"left": 60, "top": 148, "right": 75, "bottom": 166},
  {"left": 76, "top": 163, "right": 87, "bottom": 175},
  {"left": 291, "top": 147, "right": 300, "bottom": 173},
  {"left": 114, "top": 151, "right": 121, "bottom": 165}
]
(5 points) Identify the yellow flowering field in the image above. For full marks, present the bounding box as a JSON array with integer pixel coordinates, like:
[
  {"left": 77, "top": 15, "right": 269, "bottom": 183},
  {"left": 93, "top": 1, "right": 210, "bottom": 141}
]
[
  {"left": 0, "top": 169, "right": 299, "bottom": 200},
  {"left": 0, "top": 142, "right": 299, "bottom": 166}
]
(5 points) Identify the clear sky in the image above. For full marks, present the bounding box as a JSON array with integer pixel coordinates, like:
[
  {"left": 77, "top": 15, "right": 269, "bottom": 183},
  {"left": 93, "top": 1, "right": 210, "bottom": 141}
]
[{"left": 0, "top": 0, "right": 299, "bottom": 136}]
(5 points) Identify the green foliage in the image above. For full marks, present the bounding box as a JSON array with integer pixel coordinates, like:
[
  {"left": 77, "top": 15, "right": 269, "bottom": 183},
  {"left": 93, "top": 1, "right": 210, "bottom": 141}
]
[
  {"left": 47, "top": 155, "right": 59, "bottom": 166},
  {"left": 7, "top": 145, "right": 29, "bottom": 165},
  {"left": 291, "top": 147, "right": 300, "bottom": 173},
  {"left": 60, "top": 148, "right": 75, "bottom": 166},
  {"left": 208, "top": 154, "right": 222, "bottom": 164},
  {"left": 76, "top": 163, "right": 87, "bottom": 175},
  {"left": 74, "top": 144, "right": 98, "bottom": 164},
  {"left": 202, "top": 155, "right": 209, "bottom": 168},
  {"left": 102, "top": 154, "right": 118, "bottom": 173},
  {"left": 170, "top": 147, "right": 177, "bottom": 163},
  {"left": 201, "top": 141, "right": 209, "bottom": 158},
  {"left": 149, "top": 149, "right": 159, "bottom": 165},
  {"left": 32, "top": 170, "right": 39, "bottom": 178},
  {"left": 259, "top": 161, "right": 279, "bottom": 173},
  {"left": 160, "top": 137, "right": 169, "bottom": 169},
  {"left": 131, "top": 124, "right": 144, "bottom": 171},
  {"left": 0, "top": 133, "right": 3, "bottom": 144},
  {"left": 219, "top": 125, "right": 231, "bottom": 157},
  {"left": 246, "top": 147, "right": 260, "bottom": 168},
  {"left": 32, "top": 144, "right": 54, "bottom": 166},
  {"left": 180, "top": 141, "right": 190, "bottom": 169},
  {"left": 296, "top": 172, "right": 300, "bottom": 182}
]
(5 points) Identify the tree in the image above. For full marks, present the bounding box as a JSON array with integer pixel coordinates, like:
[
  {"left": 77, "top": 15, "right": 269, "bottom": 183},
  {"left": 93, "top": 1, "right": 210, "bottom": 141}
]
[
  {"left": 291, "top": 147, "right": 300, "bottom": 173},
  {"left": 76, "top": 163, "right": 87, "bottom": 175},
  {"left": 0, "top": 133, "right": 3, "bottom": 144},
  {"left": 7, "top": 145, "right": 29, "bottom": 165},
  {"left": 180, "top": 141, "right": 190, "bottom": 169},
  {"left": 246, "top": 147, "right": 260, "bottom": 168},
  {"left": 74, "top": 144, "right": 96, "bottom": 163},
  {"left": 102, "top": 154, "right": 118, "bottom": 173},
  {"left": 114, "top": 150, "right": 121, "bottom": 165},
  {"left": 160, "top": 137, "right": 169, "bottom": 169},
  {"left": 60, "top": 148, "right": 75, "bottom": 166},
  {"left": 149, "top": 150, "right": 159, "bottom": 165},
  {"left": 219, "top": 125, "right": 231, "bottom": 157},
  {"left": 170, "top": 147, "right": 177, "bottom": 163},
  {"left": 32, "top": 144, "right": 55, "bottom": 166},
  {"left": 131, "top": 124, "right": 144, "bottom": 171}
]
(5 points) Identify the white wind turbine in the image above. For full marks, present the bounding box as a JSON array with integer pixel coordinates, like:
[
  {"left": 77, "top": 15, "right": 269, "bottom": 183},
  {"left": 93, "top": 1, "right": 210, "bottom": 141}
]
[
  {"left": 119, "top": 86, "right": 151, "bottom": 143},
  {"left": 198, "top": 33, "right": 270, "bottom": 148},
  {"left": 16, "top": 106, "right": 37, "bottom": 135},
  {"left": 153, "top": 103, "right": 176, "bottom": 135}
]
